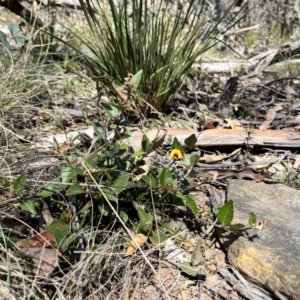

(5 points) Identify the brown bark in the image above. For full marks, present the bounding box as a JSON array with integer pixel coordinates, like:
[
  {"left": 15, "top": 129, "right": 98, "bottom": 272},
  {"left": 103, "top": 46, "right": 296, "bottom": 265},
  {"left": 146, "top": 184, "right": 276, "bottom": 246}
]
[{"left": 166, "top": 128, "right": 300, "bottom": 148}]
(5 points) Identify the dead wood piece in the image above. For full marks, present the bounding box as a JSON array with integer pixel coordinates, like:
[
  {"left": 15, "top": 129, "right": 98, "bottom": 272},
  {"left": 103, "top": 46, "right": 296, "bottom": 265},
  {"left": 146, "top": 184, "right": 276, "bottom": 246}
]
[
  {"left": 265, "top": 281, "right": 289, "bottom": 300},
  {"left": 197, "top": 38, "right": 300, "bottom": 75},
  {"left": 224, "top": 24, "right": 260, "bottom": 36},
  {"left": 263, "top": 76, "right": 300, "bottom": 86},
  {"left": 259, "top": 107, "right": 278, "bottom": 130},
  {"left": 249, "top": 39, "right": 300, "bottom": 74},
  {"left": 203, "top": 167, "right": 271, "bottom": 183},
  {"left": 193, "top": 152, "right": 286, "bottom": 170},
  {"left": 263, "top": 59, "right": 300, "bottom": 73},
  {"left": 50, "top": 0, "right": 82, "bottom": 7},
  {"left": 165, "top": 128, "right": 300, "bottom": 148},
  {"left": 0, "top": 157, "right": 59, "bottom": 176},
  {"left": 195, "top": 61, "right": 251, "bottom": 73},
  {"left": 220, "top": 267, "right": 273, "bottom": 300}
]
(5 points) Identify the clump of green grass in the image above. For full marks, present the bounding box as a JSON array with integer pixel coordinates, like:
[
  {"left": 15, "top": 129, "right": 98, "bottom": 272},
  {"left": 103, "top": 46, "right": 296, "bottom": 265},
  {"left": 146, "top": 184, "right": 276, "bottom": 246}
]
[{"left": 52, "top": 0, "right": 244, "bottom": 118}]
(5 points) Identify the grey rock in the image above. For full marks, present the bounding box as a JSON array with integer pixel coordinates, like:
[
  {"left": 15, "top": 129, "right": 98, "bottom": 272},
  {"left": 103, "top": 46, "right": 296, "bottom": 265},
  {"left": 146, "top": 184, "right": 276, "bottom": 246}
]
[{"left": 223, "top": 179, "right": 300, "bottom": 299}]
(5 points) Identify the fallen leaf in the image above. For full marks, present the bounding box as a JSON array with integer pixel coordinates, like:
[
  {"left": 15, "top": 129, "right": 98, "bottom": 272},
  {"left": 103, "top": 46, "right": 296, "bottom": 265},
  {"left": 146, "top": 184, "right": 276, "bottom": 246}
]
[
  {"left": 204, "top": 122, "right": 217, "bottom": 129},
  {"left": 16, "top": 231, "right": 56, "bottom": 248},
  {"left": 200, "top": 148, "right": 241, "bottom": 163},
  {"left": 31, "top": 126, "right": 95, "bottom": 149},
  {"left": 130, "top": 129, "right": 166, "bottom": 153},
  {"left": 225, "top": 118, "right": 242, "bottom": 129},
  {"left": 56, "top": 142, "right": 72, "bottom": 155},
  {"left": 252, "top": 155, "right": 271, "bottom": 169},
  {"left": 259, "top": 107, "right": 281, "bottom": 130},
  {"left": 126, "top": 233, "right": 147, "bottom": 255},
  {"left": 19, "top": 248, "right": 60, "bottom": 277},
  {"left": 285, "top": 85, "right": 296, "bottom": 95},
  {"left": 41, "top": 200, "right": 54, "bottom": 225},
  {"left": 293, "top": 155, "right": 300, "bottom": 169},
  {"left": 200, "top": 153, "right": 225, "bottom": 163},
  {"left": 229, "top": 147, "right": 242, "bottom": 157}
]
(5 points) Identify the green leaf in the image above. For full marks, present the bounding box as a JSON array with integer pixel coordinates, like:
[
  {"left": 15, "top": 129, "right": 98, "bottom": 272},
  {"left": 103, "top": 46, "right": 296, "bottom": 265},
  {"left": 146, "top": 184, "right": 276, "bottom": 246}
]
[
  {"left": 113, "top": 174, "right": 130, "bottom": 193},
  {"left": 119, "top": 130, "right": 133, "bottom": 142},
  {"left": 164, "top": 112, "right": 174, "bottom": 123},
  {"left": 160, "top": 168, "right": 173, "bottom": 186},
  {"left": 72, "top": 167, "right": 85, "bottom": 176},
  {"left": 60, "top": 231, "right": 82, "bottom": 252},
  {"left": 249, "top": 212, "right": 257, "bottom": 226},
  {"left": 101, "top": 102, "right": 119, "bottom": 119},
  {"left": 179, "top": 261, "right": 206, "bottom": 278},
  {"left": 149, "top": 231, "right": 168, "bottom": 245},
  {"left": 98, "top": 204, "right": 111, "bottom": 216},
  {"left": 130, "top": 149, "right": 145, "bottom": 159},
  {"left": 190, "top": 151, "right": 201, "bottom": 167},
  {"left": 142, "top": 174, "right": 158, "bottom": 189},
  {"left": 137, "top": 207, "right": 152, "bottom": 223},
  {"left": 229, "top": 223, "right": 248, "bottom": 232},
  {"left": 217, "top": 200, "right": 234, "bottom": 226},
  {"left": 66, "top": 183, "right": 84, "bottom": 196},
  {"left": 53, "top": 137, "right": 60, "bottom": 153},
  {"left": 191, "top": 239, "right": 203, "bottom": 266},
  {"left": 171, "top": 196, "right": 186, "bottom": 209},
  {"left": 60, "top": 211, "right": 70, "bottom": 224},
  {"left": 78, "top": 201, "right": 93, "bottom": 216},
  {"left": 19, "top": 199, "right": 38, "bottom": 215},
  {"left": 172, "top": 193, "right": 186, "bottom": 207},
  {"left": 93, "top": 122, "right": 105, "bottom": 139},
  {"left": 38, "top": 183, "right": 65, "bottom": 198},
  {"left": 13, "top": 172, "right": 26, "bottom": 193},
  {"left": 171, "top": 137, "right": 183, "bottom": 152},
  {"left": 101, "top": 187, "right": 117, "bottom": 201},
  {"left": 183, "top": 155, "right": 191, "bottom": 166},
  {"left": 137, "top": 222, "right": 150, "bottom": 234},
  {"left": 141, "top": 134, "right": 151, "bottom": 152},
  {"left": 45, "top": 219, "right": 70, "bottom": 244},
  {"left": 60, "top": 166, "right": 73, "bottom": 184},
  {"left": 131, "top": 70, "right": 143, "bottom": 91},
  {"left": 186, "top": 195, "right": 197, "bottom": 215},
  {"left": 184, "top": 134, "right": 197, "bottom": 148},
  {"left": 120, "top": 210, "right": 128, "bottom": 223}
]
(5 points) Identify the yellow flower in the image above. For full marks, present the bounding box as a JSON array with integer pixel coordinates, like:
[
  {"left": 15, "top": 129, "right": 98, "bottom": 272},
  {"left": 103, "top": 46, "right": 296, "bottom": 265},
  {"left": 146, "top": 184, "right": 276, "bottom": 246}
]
[{"left": 170, "top": 149, "right": 184, "bottom": 160}]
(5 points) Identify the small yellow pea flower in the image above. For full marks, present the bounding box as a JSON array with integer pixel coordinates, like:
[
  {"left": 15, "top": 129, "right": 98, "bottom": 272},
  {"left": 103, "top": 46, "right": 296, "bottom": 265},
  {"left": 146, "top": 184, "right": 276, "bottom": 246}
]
[{"left": 170, "top": 149, "right": 184, "bottom": 160}]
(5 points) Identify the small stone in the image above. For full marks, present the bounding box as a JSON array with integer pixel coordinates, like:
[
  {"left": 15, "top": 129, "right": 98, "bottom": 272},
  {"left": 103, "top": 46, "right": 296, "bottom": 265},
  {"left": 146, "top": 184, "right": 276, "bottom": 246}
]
[
  {"left": 204, "top": 249, "right": 212, "bottom": 261},
  {"left": 100, "top": 95, "right": 110, "bottom": 103}
]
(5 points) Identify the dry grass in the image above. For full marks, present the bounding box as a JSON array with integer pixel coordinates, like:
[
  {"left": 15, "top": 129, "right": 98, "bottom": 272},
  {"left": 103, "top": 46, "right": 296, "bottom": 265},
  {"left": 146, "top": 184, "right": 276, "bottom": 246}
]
[{"left": 0, "top": 210, "right": 179, "bottom": 299}]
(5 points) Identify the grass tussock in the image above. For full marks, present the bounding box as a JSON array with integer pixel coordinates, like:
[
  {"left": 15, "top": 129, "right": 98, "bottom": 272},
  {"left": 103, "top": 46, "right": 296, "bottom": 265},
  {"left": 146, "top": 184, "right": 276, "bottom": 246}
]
[{"left": 53, "top": 0, "right": 244, "bottom": 117}]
